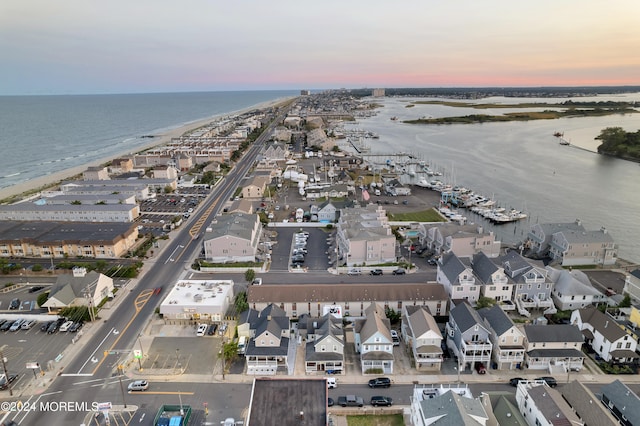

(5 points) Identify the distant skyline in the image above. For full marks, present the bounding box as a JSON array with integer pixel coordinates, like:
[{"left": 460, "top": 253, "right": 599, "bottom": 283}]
[{"left": 1, "top": 0, "right": 639, "bottom": 95}]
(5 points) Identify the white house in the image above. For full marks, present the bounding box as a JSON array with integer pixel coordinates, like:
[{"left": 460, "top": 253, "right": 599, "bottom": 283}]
[
  {"left": 42, "top": 268, "right": 114, "bottom": 311},
  {"left": 548, "top": 267, "right": 607, "bottom": 310},
  {"left": 437, "top": 252, "right": 479, "bottom": 303},
  {"left": 401, "top": 305, "right": 443, "bottom": 371}
]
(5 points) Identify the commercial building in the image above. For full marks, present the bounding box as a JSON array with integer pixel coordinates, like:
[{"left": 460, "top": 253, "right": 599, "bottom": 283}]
[{"left": 159, "top": 279, "right": 234, "bottom": 322}]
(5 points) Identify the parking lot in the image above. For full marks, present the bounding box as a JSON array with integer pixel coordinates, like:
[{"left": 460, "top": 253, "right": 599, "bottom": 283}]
[
  {"left": 268, "top": 227, "right": 334, "bottom": 272},
  {"left": 137, "top": 192, "right": 207, "bottom": 236}
]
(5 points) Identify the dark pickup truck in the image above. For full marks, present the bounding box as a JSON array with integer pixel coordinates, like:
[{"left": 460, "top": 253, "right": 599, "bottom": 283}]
[{"left": 337, "top": 395, "right": 364, "bottom": 407}]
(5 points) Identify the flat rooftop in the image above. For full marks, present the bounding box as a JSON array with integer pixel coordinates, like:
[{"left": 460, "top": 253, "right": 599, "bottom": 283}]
[
  {"left": 247, "top": 378, "right": 327, "bottom": 426},
  {"left": 160, "top": 280, "right": 234, "bottom": 308}
]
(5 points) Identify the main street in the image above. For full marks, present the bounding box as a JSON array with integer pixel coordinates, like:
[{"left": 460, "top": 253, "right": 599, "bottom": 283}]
[{"left": 8, "top": 105, "right": 292, "bottom": 425}]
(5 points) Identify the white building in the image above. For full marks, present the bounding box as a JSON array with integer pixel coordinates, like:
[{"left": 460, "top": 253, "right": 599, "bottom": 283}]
[{"left": 159, "top": 280, "right": 234, "bottom": 322}]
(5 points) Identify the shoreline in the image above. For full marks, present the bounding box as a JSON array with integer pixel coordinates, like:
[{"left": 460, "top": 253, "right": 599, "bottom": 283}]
[{"left": 0, "top": 97, "right": 294, "bottom": 201}]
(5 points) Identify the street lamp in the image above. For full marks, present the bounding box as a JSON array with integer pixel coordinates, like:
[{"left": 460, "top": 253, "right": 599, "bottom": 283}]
[
  {"left": 0, "top": 346, "right": 13, "bottom": 396},
  {"left": 136, "top": 334, "right": 144, "bottom": 371}
]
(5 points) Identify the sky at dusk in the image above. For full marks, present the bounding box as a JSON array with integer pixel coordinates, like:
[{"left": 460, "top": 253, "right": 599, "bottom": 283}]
[{"left": 1, "top": 0, "right": 639, "bottom": 95}]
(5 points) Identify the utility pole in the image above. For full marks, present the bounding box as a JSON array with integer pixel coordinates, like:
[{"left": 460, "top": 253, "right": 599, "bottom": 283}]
[
  {"left": 1, "top": 346, "right": 13, "bottom": 396},
  {"left": 117, "top": 365, "right": 127, "bottom": 408}
]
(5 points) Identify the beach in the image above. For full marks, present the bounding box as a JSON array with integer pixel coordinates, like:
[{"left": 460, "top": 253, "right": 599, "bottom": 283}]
[{"left": 0, "top": 97, "right": 291, "bottom": 201}]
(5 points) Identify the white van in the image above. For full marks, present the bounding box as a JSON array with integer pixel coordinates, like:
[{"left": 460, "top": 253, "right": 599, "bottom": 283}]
[
  {"left": 59, "top": 320, "right": 74, "bottom": 332},
  {"left": 237, "top": 336, "right": 247, "bottom": 355},
  {"left": 196, "top": 324, "right": 207, "bottom": 336},
  {"left": 327, "top": 377, "right": 337, "bottom": 389}
]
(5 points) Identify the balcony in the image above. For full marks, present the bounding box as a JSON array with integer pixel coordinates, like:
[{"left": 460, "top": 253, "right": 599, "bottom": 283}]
[{"left": 497, "top": 349, "right": 525, "bottom": 363}]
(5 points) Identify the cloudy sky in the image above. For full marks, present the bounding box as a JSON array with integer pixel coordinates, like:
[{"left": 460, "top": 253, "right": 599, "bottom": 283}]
[{"left": 1, "top": 0, "right": 639, "bottom": 95}]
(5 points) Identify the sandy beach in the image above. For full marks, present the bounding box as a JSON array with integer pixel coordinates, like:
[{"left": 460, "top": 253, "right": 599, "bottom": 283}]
[{"left": 0, "top": 97, "right": 292, "bottom": 201}]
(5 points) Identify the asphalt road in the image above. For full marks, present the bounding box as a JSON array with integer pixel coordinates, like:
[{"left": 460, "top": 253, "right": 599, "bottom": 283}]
[{"left": 6, "top": 107, "right": 290, "bottom": 426}]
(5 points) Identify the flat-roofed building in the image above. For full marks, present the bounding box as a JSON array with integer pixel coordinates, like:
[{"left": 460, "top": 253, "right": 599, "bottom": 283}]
[
  {"left": 0, "top": 221, "right": 138, "bottom": 259},
  {"left": 246, "top": 378, "right": 328, "bottom": 426},
  {"left": 159, "top": 280, "right": 234, "bottom": 322}
]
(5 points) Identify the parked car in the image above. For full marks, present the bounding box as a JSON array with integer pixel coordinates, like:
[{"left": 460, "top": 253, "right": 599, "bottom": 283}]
[
  {"left": 196, "top": 324, "right": 208, "bottom": 336},
  {"left": 368, "top": 377, "right": 391, "bottom": 388},
  {"left": 327, "top": 377, "right": 337, "bottom": 389},
  {"left": 207, "top": 324, "right": 218, "bottom": 335},
  {"left": 474, "top": 362, "right": 487, "bottom": 374},
  {"left": 370, "top": 269, "right": 383, "bottom": 275},
  {"left": 347, "top": 268, "right": 362, "bottom": 276},
  {"left": 46, "top": 321, "right": 60, "bottom": 334},
  {"left": 28, "top": 286, "right": 45, "bottom": 293},
  {"left": 509, "top": 377, "right": 525, "bottom": 387},
  {"left": 59, "top": 320, "right": 74, "bottom": 332},
  {"left": 127, "top": 380, "right": 149, "bottom": 391},
  {"left": 535, "top": 376, "right": 557, "bottom": 387},
  {"left": 69, "top": 321, "right": 84, "bottom": 332},
  {"left": 9, "top": 319, "right": 25, "bottom": 332},
  {"left": 21, "top": 319, "right": 37, "bottom": 330},
  {"left": 392, "top": 268, "right": 406, "bottom": 275},
  {"left": 9, "top": 298, "right": 20, "bottom": 309},
  {"left": 337, "top": 395, "right": 364, "bottom": 407},
  {"left": 0, "top": 321, "right": 13, "bottom": 331},
  {"left": 0, "top": 373, "right": 18, "bottom": 390},
  {"left": 291, "top": 255, "right": 305, "bottom": 263},
  {"left": 390, "top": 330, "right": 400, "bottom": 346},
  {"left": 370, "top": 396, "right": 393, "bottom": 407},
  {"left": 327, "top": 397, "right": 334, "bottom": 407},
  {"left": 41, "top": 321, "right": 54, "bottom": 332}
]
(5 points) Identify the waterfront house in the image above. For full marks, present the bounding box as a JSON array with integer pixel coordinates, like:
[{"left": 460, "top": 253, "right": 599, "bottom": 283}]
[
  {"left": 471, "top": 251, "right": 513, "bottom": 305},
  {"left": 500, "top": 251, "right": 555, "bottom": 317},
  {"left": 301, "top": 313, "right": 345, "bottom": 375},
  {"left": 246, "top": 283, "right": 448, "bottom": 319},
  {"left": 0, "top": 221, "right": 138, "bottom": 259},
  {"left": 478, "top": 305, "right": 525, "bottom": 370},
  {"left": 242, "top": 304, "right": 292, "bottom": 376},
  {"left": 571, "top": 306, "right": 639, "bottom": 365},
  {"left": 401, "top": 305, "right": 443, "bottom": 371},
  {"left": 548, "top": 267, "right": 607, "bottom": 310},
  {"left": 445, "top": 302, "right": 492, "bottom": 372},
  {"left": 526, "top": 220, "right": 586, "bottom": 257},
  {"left": 110, "top": 158, "right": 134, "bottom": 174},
  {"left": 437, "top": 252, "right": 480, "bottom": 304},
  {"left": 82, "top": 166, "right": 109, "bottom": 181},
  {"left": 624, "top": 269, "right": 640, "bottom": 304},
  {"left": 203, "top": 213, "right": 262, "bottom": 263},
  {"left": 549, "top": 225, "right": 617, "bottom": 267},
  {"left": 522, "top": 324, "right": 584, "bottom": 371},
  {"left": 43, "top": 268, "right": 114, "bottom": 312},
  {"left": 601, "top": 379, "right": 640, "bottom": 426},
  {"left": 354, "top": 303, "right": 394, "bottom": 374},
  {"left": 418, "top": 223, "right": 501, "bottom": 259}
]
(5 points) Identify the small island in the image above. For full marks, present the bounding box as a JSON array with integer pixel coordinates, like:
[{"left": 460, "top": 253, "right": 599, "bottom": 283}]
[
  {"left": 403, "top": 100, "right": 638, "bottom": 124},
  {"left": 596, "top": 127, "right": 640, "bottom": 162}
]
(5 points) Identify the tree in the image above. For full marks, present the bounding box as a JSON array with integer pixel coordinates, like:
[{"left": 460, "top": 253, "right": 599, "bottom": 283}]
[
  {"left": 37, "top": 291, "right": 50, "bottom": 308},
  {"left": 619, "top": 294, "right": 632, "bottom": 308},
  {"left": 244, "top": 269, "right": 256, "bottom": 283},
  {"left": 234, "top": 292, "right": 249, "bottom": 313},
  {"left": 385, "top": 307, "right": 401, "bottom": 324},
  {"left": 475, "top": 296, "right": 497, "bottom": 309}
]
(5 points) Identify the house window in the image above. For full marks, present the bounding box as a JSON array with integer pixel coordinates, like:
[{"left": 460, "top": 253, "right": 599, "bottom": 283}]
[
  {"left": 470, "top": 286, "right": 476, "bottom": 292},
  {"left": 490, "top": 286, "right": 496, "bottom": 291}
]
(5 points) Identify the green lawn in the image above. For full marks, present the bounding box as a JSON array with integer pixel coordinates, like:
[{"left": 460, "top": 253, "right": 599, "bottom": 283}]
[
  {"left": 347, "top": 414, "right": 405, "bottom": 426},
  {"left": 388, "top": 208, "right": 444, "bottom": 222}
]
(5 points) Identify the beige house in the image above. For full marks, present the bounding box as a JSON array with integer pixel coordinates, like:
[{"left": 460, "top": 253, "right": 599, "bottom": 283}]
[
  {"left": 43, "top": 268, "right": 114, "bottom": 311},
  {"left": 228, "top": 198, "right": 254, "bottom": 214},
  {"left": 419, "top": 223, "right": 501, "bottom": 258},
  {"left": 478, "top": 305, "right": 525, "bottom": 370},
  {"left": 82, "top": 166, "right": 109, "bottom": 181},
  {"left": 522, "top": 324, "right": 584, "bottom": 371},
  {"left": 242, "top": 175, "right": 271, "bottom": 199},
  {"left": 247, "top": 283, "right": 449, "bottom": 319},
  {"left": 151, "top": 165, "right": 178, "bottom": 180},
  {"left": 0, "top": 221, "right": 138, "bottom": 259},
  {"left": 336, "top": 204, "right": 397, "bottom": 266},
  {"left": 110, "top": 158, "right": 134, "bottom": 174},
  {"left": 203, "top": 213, "right": 262, "bottom": 263},
  {"left": 401, "top": 305, "right": 443, "bottom": 371}
]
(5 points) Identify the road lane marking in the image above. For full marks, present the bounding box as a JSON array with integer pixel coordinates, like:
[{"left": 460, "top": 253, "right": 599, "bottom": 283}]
[
  {"left": 72, "top": 378, "right": 104, "bottom": 385},
  {"left": 134, "top": 391, "right": 195, "bottom": 395},
  {"left": 76, "top": 327, "right": 115, "bottom": 373}
]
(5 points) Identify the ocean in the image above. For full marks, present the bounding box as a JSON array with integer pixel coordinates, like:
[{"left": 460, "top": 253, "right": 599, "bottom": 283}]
[{"left": 0, "top": 90, "right": 298, "bottom": 190}]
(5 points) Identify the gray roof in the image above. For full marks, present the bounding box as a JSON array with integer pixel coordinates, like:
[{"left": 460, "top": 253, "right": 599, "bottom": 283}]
[
  {"left": 524, "top": 324, "right": 583, "bottom": 343},
  {"left": 472, "top": 251, "right": 498, "bottom": 284},
  {"left": 405, "top": 305, "right": 441, "bottom": 339},
  {"left": 0, "top": 221, "right": 134, "bottom": 244},
  {"left": 527, "top": 385, "right": 581, "bottom": 426},
  {"left": 206, "top": 213, "right": 259, "bottom": 241},
  {"left": 450, "top": 302, "right": 486, "bottom": 334},
  {"left": 601, "top": 380, "right": 640, "bottom": 425},
  {"left": 576, "top": 306, "right": 627, "bottom": 343},
  {"left": 527, "top": 348, "right": 584, "bottom": 358},
  {"left": 440, "top": 252, "right": 468, "bottom": 284},
  {"left": 562, "top": 381, "right": 618, "bottom": 426},
  {"left": 482, "top": 392, "right": 527, "bottom": 426},
  {"left": 557, "top": 227, "right": 614, "bottom": 244},
  {"left": 549, "top": 268, "right": 602, "bottom": 297},
  {"left": 630, "top": 269, "right": 640, "bottom": 280},
  {"left": 357, "top": 303, "right": 392, "bottom": 343},
  {"left": 420, "top": 390, "right": 489, "bottom": 426},
  {"left": 478, "top": 305, "right": 515, "bottom": 336},
  {"left": 48, "top": 271, "right": 103, "bottom": 305},
  {"left": 0, "top": 203, "right": 135, "bottom": 212}
]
